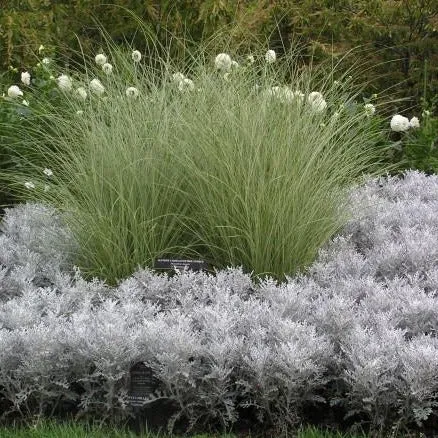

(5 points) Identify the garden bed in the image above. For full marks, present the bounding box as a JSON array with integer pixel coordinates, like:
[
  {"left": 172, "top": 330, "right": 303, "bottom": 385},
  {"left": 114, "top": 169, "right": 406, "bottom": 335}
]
[{"left": 1, "top": 171, "right": 438, "bottom": 436}]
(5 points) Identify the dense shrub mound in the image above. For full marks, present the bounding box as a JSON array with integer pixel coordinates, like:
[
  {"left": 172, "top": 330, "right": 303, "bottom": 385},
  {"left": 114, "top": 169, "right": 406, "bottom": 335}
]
[{"left": 1, "top": 170, "right": 438, "bottom": 434}]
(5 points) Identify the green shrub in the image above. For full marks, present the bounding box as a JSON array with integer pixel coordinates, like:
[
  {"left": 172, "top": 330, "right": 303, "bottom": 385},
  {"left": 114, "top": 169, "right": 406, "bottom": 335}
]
[
  {"left": 0, "top": 28, "right": 392, "bottom": 284},
  {"left": 390, "top": 110, "right": 438, "bottom": 174}
]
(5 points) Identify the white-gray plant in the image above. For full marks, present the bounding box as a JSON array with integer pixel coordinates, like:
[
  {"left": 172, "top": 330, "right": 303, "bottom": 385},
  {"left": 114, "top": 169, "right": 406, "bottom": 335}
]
[{"left": 3, "top": 171, "right": 438, "bottom": 431}]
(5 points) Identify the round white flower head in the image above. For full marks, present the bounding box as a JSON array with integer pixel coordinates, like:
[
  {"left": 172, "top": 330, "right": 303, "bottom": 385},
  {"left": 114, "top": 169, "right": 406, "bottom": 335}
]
[
  {"left": 42, "top": 57, "right": 51, "bottom": 65},
  {"left": 308, "top": 91, "right": 324, "bottom": 103},
  {"left": 24, "top": 181, "right": 35, "bottom": 189},
  {"left": 172, "top": 72, "right": 185, "bottom": 84},
  {"left": 7, "top": 85, "right": 23, "bottom": 98},
  {"left": 390, "top": 114, "right": 410, "bottom": 132},
  {"left": 422, "top": 110, "right": 431, "bottom": 118},
  {"left": 38, "top": 44, "right": 45, "bottom": 54},
  {"left": 75, "top": 87, "right": 87, "bottom": 100},
  {"left": 95, "top": 54, "right": 107, "bottom": 66},
  {"left": 265, "top": 49, "right": 276, "bottom": 64},
  {"left": 43, "top": 168, "right": 53, "bottom": 177},
  {"left": 125, "top": 87, "right": 139, "bottom": 98},
  {"left": 364, "top": 103, "right": 376, "bottom": 116},
  {"left": 310, "top": 97, "right": 327, "bottom": 113},
  {"left": 409, "top": 116, "right": 420, "bottom": 129},
  {"left": 21, "top": 71, "right": 31, "bottom": 86},
  {"left": 90, "top": 78, "right": 105, "bottom": 96},
  {"left": 57, "top": 74, "right": 73, "bottom": 91},
  {"left": 132, "top": 50, "right": 142, "bottom": 62},
  {"left": 102, "top": 63, "right": 113, "bottom": 74},
  {"left": 178, "top": 78, "right": 195, "bottom": 92},
  {"left": 231, "top": 60, "right": 239, "bottom": 69},
  {"left": 215, "top": 53, "right": 232, "bottom": 71},
  {"left": 247, "top": 55, "right": 255, "bottom": 64},
  {"left": 307, "top": 91, "right": 327, "bottom": 112}
]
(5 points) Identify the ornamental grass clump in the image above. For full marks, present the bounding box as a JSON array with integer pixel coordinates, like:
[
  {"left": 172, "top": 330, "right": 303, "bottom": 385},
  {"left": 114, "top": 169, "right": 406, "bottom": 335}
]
[{"left": 1, "top": 28, "right": 389, "bottom": 284}]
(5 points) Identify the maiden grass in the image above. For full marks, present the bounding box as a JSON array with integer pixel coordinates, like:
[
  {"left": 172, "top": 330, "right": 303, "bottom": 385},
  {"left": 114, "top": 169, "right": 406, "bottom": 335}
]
[{"left": 1, "top": 34, "right": 390, "bottom": 284}]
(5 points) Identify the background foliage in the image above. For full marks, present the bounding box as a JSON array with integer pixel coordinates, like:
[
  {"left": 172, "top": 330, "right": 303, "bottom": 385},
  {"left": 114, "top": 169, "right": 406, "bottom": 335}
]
[{"left": 1, "top": 0, "right": 437, "bottom": 110}]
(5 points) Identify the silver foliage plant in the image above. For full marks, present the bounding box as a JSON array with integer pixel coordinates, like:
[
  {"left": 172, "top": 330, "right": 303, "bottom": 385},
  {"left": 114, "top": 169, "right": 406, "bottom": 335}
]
[{"left": 1, "top": 171, "right": 438, "bottom": 432}]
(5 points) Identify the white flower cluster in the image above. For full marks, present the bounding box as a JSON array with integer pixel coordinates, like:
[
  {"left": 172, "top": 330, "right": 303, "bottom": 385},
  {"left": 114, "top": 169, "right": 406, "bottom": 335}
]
[
  {"left": 125, "top": 86, "right": 139, "bottom": 98},
  {"left": 264, "top": 87, "right": 327, "bottom": 112},
  {"left": 390, "top": 114, "right": 420, "bottom": 132},
  {"left": 214, "top": 49, "right": 276, "bottom": 73},
  {"left": 7, "top": 85, "right": 23, "bottom": 98},
  {"left": 171, "top": 72, "right": 194, "bottom": 92},
  {"left": 95, "top": 53, "right": 113, "bottom": 74},
  {"left": 264, "top": 86, "right": 304, "bottom": 105},
  {"left": 21, "top": 71, "right": 31, "bottom": 86}
]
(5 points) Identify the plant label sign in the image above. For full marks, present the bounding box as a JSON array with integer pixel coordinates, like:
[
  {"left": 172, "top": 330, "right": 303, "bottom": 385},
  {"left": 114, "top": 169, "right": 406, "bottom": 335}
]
[
  {"left": 127, "top": 362, "right": 160, "bottom": 408},
  {"left": 154, "top": 258, "right": 207, "bottom": 272}
]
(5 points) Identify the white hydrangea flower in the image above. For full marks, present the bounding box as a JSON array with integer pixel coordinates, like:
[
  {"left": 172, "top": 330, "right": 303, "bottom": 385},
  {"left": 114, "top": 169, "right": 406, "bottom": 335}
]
[
  {"left": 215, "top": 53, "right": 232, "bottom": 71},
  {"left": 43, "top": 168, "right": 53, "bottom": 177},
  {"left": 42, "top": 57, "right": 51, "bottom": 65},
  {"left": 90, "top": 78, "right": 105, "bottom": 96},
  {"left": 95, "top": 54, "right": 107, "bottom": 65},
  {"left": 172, "top": 72, "right": 185, "bottom": 84},
  {"left": 57, "top": 74, "right": 72, "bottom": 91},
  {"left": 409, "top": 116, "right": 420, "bottom": 129},
  {"left": 364, "top": 103, "right": 376, "bottom": 116},
  {"left": 132, "top": 50, "right": 142, "bottom": 62},
  {"left": 390, "top": 114, "right": 410, "bottom": 132},
  {"left": 75, "top": 87, "right": 87, "bottom": 100},
  {"left": 102, "top": 63, "right": 113, "bottom": 74},
  {"left": 21, "top": 71, "right": 31, "bottom": 86},
  {"left": 178, "top": 78, "right": 195, "bottom": 92},
  {"left": 24, "top": 181, "right": 35, "bottom": 189},
  {"left": 247, "top": 55, "right": 255, "bottom": 64},
  {"left": 231, "top": 60, "right": 239, "bottom": 69},
  {"left": 7, "top": 85, "right": 23, "bottom": 98},
  {"left": 265, "top": 49, "right": 276, "bottom": 64},
  {"left": 125, "top": 87, "right": 139, "bottom": 98}
]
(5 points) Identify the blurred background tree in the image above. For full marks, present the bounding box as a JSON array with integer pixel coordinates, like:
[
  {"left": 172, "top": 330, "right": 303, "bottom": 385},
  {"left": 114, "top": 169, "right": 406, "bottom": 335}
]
[{"left": 0, "top": 0, "right": 437, "bottom": 109}]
